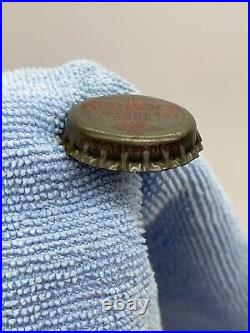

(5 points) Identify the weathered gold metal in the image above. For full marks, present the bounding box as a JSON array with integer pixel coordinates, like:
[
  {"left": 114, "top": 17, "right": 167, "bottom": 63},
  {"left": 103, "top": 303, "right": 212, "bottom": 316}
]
[{"left": 61, "top": 95, "right": 203, "bottom": 172}]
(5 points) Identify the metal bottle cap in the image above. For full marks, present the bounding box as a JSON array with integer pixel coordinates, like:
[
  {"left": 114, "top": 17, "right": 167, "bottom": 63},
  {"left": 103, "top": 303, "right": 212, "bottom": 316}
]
[{"left": 61, "top": 95, "right": 203, "bottom": 172}]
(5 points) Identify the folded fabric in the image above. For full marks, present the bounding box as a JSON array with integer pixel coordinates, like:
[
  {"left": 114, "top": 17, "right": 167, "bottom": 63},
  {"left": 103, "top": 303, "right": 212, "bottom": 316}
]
[{"left": 2, "top": 60, "right": 248, "bottom": 331}]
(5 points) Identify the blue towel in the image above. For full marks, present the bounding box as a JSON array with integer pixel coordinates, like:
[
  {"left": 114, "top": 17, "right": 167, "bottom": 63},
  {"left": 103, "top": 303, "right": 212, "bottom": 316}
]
[{"left": 2, "top": 60, "right": 248, "bottom": 331}]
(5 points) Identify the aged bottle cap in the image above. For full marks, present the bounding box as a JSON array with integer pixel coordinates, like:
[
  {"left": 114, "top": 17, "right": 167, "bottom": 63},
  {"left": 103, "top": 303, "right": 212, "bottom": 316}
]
[{"left": 61, "top": 95, "right": 203, "bottom": 172}]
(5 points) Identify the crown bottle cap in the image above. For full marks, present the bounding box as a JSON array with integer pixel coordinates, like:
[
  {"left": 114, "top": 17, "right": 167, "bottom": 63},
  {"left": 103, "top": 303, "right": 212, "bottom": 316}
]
[{"left": 61, "top": 95, "right": 203, "bottom": 172}]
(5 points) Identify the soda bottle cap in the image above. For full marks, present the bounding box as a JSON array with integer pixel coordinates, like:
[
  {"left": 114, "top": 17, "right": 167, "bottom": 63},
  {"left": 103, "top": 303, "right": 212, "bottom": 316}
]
[{"left": 61, "top": 95, "right": 203, "bottom": 172}]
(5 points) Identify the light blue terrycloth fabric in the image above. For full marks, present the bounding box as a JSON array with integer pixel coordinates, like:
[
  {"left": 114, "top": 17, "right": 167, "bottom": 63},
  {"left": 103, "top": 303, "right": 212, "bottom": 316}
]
[{"left": 2, "top": 60, "right": 248, "bottom": 331}]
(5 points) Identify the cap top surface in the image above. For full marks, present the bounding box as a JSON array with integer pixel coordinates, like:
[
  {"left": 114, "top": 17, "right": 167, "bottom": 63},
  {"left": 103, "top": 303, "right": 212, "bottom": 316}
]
[{"left": 68, "top": 95, "right": 195, "bottom": 143}]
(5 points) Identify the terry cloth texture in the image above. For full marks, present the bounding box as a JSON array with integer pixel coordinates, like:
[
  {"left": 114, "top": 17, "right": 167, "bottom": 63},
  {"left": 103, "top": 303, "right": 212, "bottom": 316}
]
[{"left": 2, "top": 60, "right": 248, "bottom": 331}]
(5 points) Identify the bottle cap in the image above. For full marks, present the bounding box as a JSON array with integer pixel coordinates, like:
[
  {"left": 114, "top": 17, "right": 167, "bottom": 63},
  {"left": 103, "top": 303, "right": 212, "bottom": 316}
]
[{"left": 61, "top": 95, "right": 203, "bottom": 172}]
